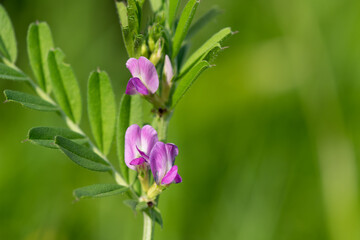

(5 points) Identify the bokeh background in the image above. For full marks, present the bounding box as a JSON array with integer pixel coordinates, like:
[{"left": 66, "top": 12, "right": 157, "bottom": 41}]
[{"left": 1, "top": 0, "right": 360, "bottom": 239}]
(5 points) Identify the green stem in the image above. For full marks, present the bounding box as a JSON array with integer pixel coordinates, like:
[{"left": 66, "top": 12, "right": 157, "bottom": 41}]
[
  {"left": 152, "top": 114, "right": 170, "bottom": 142},
  {"left": 142, "top": 212, "right": 154, "bottom": 240}
]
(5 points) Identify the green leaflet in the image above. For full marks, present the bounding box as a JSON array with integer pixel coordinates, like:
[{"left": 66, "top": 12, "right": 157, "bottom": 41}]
[
  {"left": 123, "top": 199, "right": 138, "bottom": 212},
  {"left": 116, "top": 1, "right": 129, "bottom": 28},
  {"left": 0, "top": 63, "right": 29, "bottom": 81},
  {"left": 0, "top": 5, "right": 17, "bottom": 63},
  {"left": 28, "top": 127, "right": 87, "bottom": 149},
  {"left": 171, "top": 60, "right": 211, "bottom": 108},
  {"left": 166, "top": 0, "right": 179, "bottom": 29},
  {"left": 4, "top": 89, "right": 58, "bottom": 112},
  {"left": 187, "top": 7, "right": 222, "bottom": 39},
  {"left": 145, "top": 207, "right": 163, "bottom": 228},
  {"left": 47, "top": 48, "right": 82, "bottom": 124},
  {"left": 172, "top": 0, "right": 199, "bottom": 59},
  {"left": 73, "top": 184, "right": 128, "bottom": 200},
  {"left": 88, "top": 70, "right": 116, "bottom": 156},
  {"left": 55, "top": 136, "right": 111, "bottom": 172},
  {"left": 27, "top": 22, "right": 54, "bottom": 93},
  {"left": 116, "top": 94, "right": 131, "bottom": 182},
  {"left": 180, "top": 27, "right": 232, "bottom": 76}
]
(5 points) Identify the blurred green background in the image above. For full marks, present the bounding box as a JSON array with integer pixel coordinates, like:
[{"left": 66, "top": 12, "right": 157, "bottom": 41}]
[{"left": 1, "top": 0, "right": 360, "bottom": 239}]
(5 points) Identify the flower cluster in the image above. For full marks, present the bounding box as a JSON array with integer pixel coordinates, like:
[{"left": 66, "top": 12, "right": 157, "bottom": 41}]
[{"left": 125, "top": 124, "right": 182, "bottom": 200}]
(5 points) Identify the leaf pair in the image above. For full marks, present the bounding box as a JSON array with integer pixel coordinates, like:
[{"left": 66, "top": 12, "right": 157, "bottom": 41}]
[
  {"left": 0, "top": 10, "right": 83, "bottom": 125},
  {"left": 28, "top": 21, "right": 82, "bottom": 124},
  {"left": 27, "top": 127, "right": 111, "bottom": 172}
]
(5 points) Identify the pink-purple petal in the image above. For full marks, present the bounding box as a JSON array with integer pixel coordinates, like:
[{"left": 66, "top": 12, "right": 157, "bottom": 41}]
[
  {"left": 125, "top": 124, "right": 142, "bottom": 170},
  {"left": 126, "top": 58, "right": 141, "bottom": 77},
  {"left": 161, "top": 165, "right": 179, "bottom": 185},
  {"left": 141, "top": 125, "right": 158, "bottom": 157},
  {"left": 138, "top": 57, "right": 159, "bottom": 93},
  {"left": 130, "top": 157, "right": 146, "bottom": 166},
  {"left": 165, "top": 143, "right": 178, "bottom": 169},
  {"left": 132, "top": 77, "right": 149, "bottom": 95},
  {"left": 136, "top": 145, "right": 149, "bottom": 161},
  {"left": 125, "top": 78, "right": 138, "bottom": 95},
  {"left": 164, "top": 55, "right": 173, "bottom": 84},
  {"left": 174, "top": 173, "right": 182, "bottom": 183},
  {"left": 150, "top": 142, "right": 168, "bottom": 185}
]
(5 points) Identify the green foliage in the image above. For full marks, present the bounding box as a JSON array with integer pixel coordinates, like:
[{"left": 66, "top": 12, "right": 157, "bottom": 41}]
[
  {"left": 171, "top": 60, "right": 211, "bottom": 108},
  {"left": 0, "top": 63, "right": 29, "bottom": 81},
  {"left": 149, "top": 0, "right": 163, "bottom": 12},
  {"left": 47, "top": 48, "right": 82, "bottom": 124},
  {"left": 73, "top": 184, "right": 128, "bottom": 200},
  {"left": 145, "top": 207, "right": 163, "bottom": 228},
  {"left": 166, "top": 0, "right": 179, "bottom": 29},
  {"left": 172, "top": 0, "right": 199, "bottom": 59},
  {"left": 180, "top": 27, "right": 232, "bottom": 76},
  {"left": 123, "top": 199, "right": 138, "bottom": 211},
  {"left": 116, "top": 94, "right": 131, "bottom": 182},
  {"left": 28, "top": 127, "right": 87, "bottom": 149},
  {"left": 117, "top": 2, "right": 129, "bottom": 28},
  {"left": 0, "top": 5, "right": 17, "bottom": 63},
  {"left": 4, "top": 89, "right": 58, "bottom": 111},
  {"left": 55, "top": 136, "right": 111, "bottom": 172},
  {"left": 116, "top": 0, "right": 143, "bottom": 58},
  {"left": 88, "top": 70, "right": 116, "bottom": 156},
  {"left": 27, "top": 21, "right": 54, "bottom": 93}
]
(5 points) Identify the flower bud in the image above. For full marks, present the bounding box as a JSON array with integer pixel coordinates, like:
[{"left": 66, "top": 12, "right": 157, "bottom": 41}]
[
  {"left": 148, "top": 36, "right": 155, "bottom": 52},
  {"left": 149, "top": 38, "right": 163, "bottom": 66},
  {"left": 141, "top": 43, "right": 149, "bottom": 58}
]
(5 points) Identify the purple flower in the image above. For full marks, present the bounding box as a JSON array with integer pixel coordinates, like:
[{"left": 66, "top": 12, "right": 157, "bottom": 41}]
[
  {"left": 125, "top": 57, "right": 159, "bottom": 95},
  {"left": 150, "top": 142, "right": 182, "bottom": 185},
  {"left": 125, "top": 124, "right": 158, "bottom": 170}
]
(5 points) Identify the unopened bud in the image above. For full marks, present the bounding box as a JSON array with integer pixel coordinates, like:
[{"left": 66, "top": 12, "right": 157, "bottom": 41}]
[
  {"left": 148, "top": 36, "right": 155, "bottom": 52},
  {"left": 149, "top": 38, "right": 163, "bottom": 66},
  {"left": 141, "top": 43, "right": 149, "bottom": 58}
]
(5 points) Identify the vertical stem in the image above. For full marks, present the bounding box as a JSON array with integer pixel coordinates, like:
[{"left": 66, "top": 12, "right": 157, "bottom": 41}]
[
  {"left": 152, "top": 114, "right": 170, "bottom": 142},
  {"left": 142, "top": 212, "right": 154, "bottom": 240}
]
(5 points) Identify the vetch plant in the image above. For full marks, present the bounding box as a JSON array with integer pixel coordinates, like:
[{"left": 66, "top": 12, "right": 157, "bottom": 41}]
[{"left": 0, "top": 1, "right": 233, "bottom": 239}]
